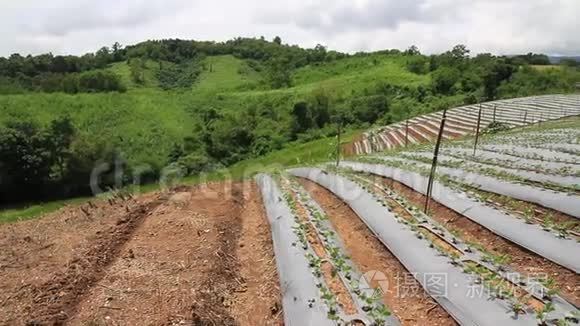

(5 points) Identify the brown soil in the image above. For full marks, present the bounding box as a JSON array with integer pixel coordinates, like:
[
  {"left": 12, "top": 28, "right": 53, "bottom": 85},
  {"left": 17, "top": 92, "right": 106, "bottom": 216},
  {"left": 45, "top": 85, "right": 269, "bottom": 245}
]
[
  {"left": 29, "top": 195, "right": 167, "bottom": 325},
  {"left": 229, "top": 183, "right": 283, "bottom": 326},
  {"left": 0, "top": 182, "right": 282, "bottom": 326},
  {"left": 0, "top": 192, "right": 158, "bottom": 325},
  {"left": 406, "top": 125, "right": 431, "bottom": 143},
  {"left": 411, "top": 125, "right": 437, "bottom": 139},
  {"left": 298, "top": 178, "right": 457, "bottom": 326},
  {"left": 384, "top": 131, "right": 401, "bottom": 147},
  {"left": 374, "top": 174, "right": 580, "bottom": 307},
  {"left": 342, "top": 134, "right": 366, "bottom": 157},
  {"left": 443, "top": 121, "right": 475, "bottom": 133}
]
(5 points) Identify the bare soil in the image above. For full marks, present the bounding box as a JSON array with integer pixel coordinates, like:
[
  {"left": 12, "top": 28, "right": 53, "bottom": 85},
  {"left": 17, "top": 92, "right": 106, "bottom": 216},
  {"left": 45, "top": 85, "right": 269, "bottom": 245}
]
[
  {"left": 0, "top": 182, "right": 281, "bottom": 326},
  {"left": 298, "top": 178, "right": 457, "bottom": 326},
  {"left": 406, "top": 126, "right": 431, "bottom": 143},
  {"left": 0, "top": 192, "right": 159, "bottom": 325},
  {"left": 375, "top": 174, "right": 580, "bottom": 307}
]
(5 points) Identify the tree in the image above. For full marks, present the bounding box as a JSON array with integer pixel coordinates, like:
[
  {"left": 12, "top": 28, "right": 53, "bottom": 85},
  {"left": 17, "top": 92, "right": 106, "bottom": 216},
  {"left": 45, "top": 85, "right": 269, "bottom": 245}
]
[
  {"left": 350, "top": 95, "right": 389, "bottom": 123},
  {"left": 431, "top": 67, "right": 460, "bottom": 94},
  {"left": 273, "top": 36, "right": 282, "bottom": 45},
  {"left": 266, "top": 56, "right": 291, "bottom": 88},
  {"left": 129, "top": 58, "right": 145, "bottom": 84},
  {"left": 95, "top": 46, "right": 112, "bottom": 68},
  {"left": 309, "top": 44, "right": 327, "bottom": 62},
  {"left": 405, "top": 45, "right": 421, "bottom": 56},
  {"left": 206, "top": 116, "right": 253, "bottom": 164},
  {"left": 407, "top": 56, "right": 428, "bottom": 74},
  {"left": 291, "top": 101, "right": 315, "bottom": 136},
  {"left": 48, "top": 116, "right": 75, "bottom": 178},
  {"left": 309, "top": 87, "right": 334, "bottom": 128},
  {"left": 112, "top": 42, "right": 124, "bottom": 61},
  {"left": 483, "top": 62, "right": 516, "bottom": 100},
  {"left": 168, "top": 143, "right": 185, "bottom": 162},
  {"left": 451, "top": 44, "right": 470, "bottom": 60},
  {"left": 0, "top": 120, "right": 53, "bottom": 201}
]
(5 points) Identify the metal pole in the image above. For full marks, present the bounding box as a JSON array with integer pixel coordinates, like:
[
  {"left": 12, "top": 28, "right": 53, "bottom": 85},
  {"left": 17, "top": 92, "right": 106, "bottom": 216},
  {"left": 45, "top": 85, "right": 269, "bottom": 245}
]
[
  {"left": 473, "top": 104, "right": 483, "bottom": 156},
  {"left": 424, "top": 108, "right": 447, "bottom": 214}
]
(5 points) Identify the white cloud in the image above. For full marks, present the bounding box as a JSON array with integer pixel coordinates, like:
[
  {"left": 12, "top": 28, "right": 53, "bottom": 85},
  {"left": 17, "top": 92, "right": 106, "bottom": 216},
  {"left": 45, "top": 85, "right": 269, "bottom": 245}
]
[{"left": 0, "top": 0, "right": 578, "bottom": 57}]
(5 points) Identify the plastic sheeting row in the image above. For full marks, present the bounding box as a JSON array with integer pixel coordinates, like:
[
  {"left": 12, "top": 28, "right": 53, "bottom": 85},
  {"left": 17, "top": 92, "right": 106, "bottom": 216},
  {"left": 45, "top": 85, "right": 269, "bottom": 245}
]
[
  {"left": 290, "top": 168, "right": 547, "bottom": 326},
  {"left": 338, "top": 161, "right": 580, "bottom": 273},
  {"left": 256, "top": 174, "right": 334, "bottom": 326},
  {"left": 256, "top": 174, "right": 400, "bottom": 325},
  {"left": 380, "top": 155, "right": 580, "bottom": 218}
]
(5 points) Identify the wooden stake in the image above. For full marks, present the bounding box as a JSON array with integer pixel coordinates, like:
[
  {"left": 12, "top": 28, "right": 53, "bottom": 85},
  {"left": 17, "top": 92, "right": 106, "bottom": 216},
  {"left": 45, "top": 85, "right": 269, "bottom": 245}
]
[
  {"left": 336, "top": 121, "right": 342, "bottom": 167},
  {"left": 424, "top": 108, "right": 447, "bottom": 214},
  {"left": 473, "top": 104, "right": 482, "bottom": 156},
  {"left": 405, "top": 119, "right": 409, "bottom": 147}
]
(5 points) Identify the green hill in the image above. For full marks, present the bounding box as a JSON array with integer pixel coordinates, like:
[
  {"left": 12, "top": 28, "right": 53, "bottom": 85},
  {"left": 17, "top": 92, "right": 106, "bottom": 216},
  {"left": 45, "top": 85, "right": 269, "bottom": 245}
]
[
  {"left": 194, "top": 55, "right": 261, "bottom": 92},
  {"left": 1, "top": 38, "right": 579, "bottom": 205}
]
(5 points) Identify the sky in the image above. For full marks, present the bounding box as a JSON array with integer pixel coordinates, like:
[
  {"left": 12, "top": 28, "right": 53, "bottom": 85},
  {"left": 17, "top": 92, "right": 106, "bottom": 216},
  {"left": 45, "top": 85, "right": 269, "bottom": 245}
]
[{"left": 1, "top": 0, "right": 579, "bottom": 57}]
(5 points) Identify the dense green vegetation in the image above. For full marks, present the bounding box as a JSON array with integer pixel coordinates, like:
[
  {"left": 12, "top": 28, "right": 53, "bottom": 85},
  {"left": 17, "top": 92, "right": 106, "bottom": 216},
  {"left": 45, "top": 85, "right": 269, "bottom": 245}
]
[{"left": 1, "top": 38, "right": 579, "bottom": 204}]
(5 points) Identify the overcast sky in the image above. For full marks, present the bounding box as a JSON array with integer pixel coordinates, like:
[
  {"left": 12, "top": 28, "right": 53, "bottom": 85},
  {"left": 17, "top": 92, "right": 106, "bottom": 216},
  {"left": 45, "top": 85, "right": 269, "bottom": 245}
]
[{"left": 1, "top": 0, "right": 579, "bottom": 57}]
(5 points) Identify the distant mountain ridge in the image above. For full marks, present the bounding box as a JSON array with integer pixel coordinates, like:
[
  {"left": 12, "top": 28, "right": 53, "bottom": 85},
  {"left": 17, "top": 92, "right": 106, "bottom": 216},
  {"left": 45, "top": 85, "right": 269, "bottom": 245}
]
[{"left": 548, "top": 56, "right": 580, "bottom": 64}]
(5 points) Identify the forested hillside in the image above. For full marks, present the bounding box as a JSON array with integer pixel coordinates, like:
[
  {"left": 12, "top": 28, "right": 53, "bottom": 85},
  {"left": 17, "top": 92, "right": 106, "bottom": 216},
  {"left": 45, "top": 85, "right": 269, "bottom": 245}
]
[{"left": 1, "top": 38, "right": 579, "bottom": 203}]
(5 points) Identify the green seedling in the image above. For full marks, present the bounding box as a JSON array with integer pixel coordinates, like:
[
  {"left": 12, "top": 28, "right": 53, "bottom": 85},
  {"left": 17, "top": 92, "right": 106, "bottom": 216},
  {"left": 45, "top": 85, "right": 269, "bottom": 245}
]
[
  {"left": 542, "top": 214, "right": 554, "bottom": 231},
  {"left": 536, "top": 302, "right": 555, "bottom": 325},
  {"left": 510, "top": 301, "right": 524, "bottom": 318},
  {"left": 539, "top": 276, "right": 560, "bottom": 298},
  {"left": 523, "top": 207, "right": 534, "bottom": 224},
  {"left": 554, "top": 221, "right": 576, "bottom": 239}
]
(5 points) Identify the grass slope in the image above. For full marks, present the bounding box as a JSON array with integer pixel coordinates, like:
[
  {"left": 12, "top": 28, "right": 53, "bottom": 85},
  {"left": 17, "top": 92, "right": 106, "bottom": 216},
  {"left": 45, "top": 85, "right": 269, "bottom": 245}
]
[
  {"left": 0, "top": 90, "right": 194, "bottom": 167},
  {"left": 293, "top": 54, "right": 429, "bottom": 88},
  {"left": 194, "top": 55, "right": 261, "bottom": 93},
  {"left": 106, "top": 59, "right": 161, "bottom": 90},
  {"left": 0, "top": 53, "right": 424, "bottom": 166}
]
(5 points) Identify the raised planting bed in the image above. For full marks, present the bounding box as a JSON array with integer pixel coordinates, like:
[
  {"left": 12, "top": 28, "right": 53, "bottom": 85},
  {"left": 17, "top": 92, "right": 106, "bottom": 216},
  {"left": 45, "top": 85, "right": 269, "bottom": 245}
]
[
  {"left": 377, "top": 155, "right": 580, "bottom": 217},
  {"left": 256, "top": 174, "right": 398, "bottom": 325},
  {"left": 337, "top": 161, "right": 580, "bottom": 273},
  {"left": 333, "top": 169, "right": 578, "bottom": 317},
  {"left": 341, "top": 169, "right": 580, "bottom": 306},
  {"left": 289, "top": 168, "right": 580, "bottom": 325},
  {"left": 352, "top": 94, "right": 580, "bottom": 155},
  {"left": 442, "top": 147, "right": 580, "bottom": 176},
  {"left": 480, "top": 145, "right": 580, "bottom": 165},
  {"left": 401, "top": 151, "right": 580, "bottom": 189}
]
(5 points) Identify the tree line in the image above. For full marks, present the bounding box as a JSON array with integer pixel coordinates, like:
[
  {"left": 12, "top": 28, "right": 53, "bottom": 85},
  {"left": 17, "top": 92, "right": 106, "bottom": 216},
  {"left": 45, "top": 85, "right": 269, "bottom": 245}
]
[
  {"left": 0, "top": 37, "right": 344, "bottom": 93},
  {"left": 0, "top": 117, "right": 127, "bottom": 203}
]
